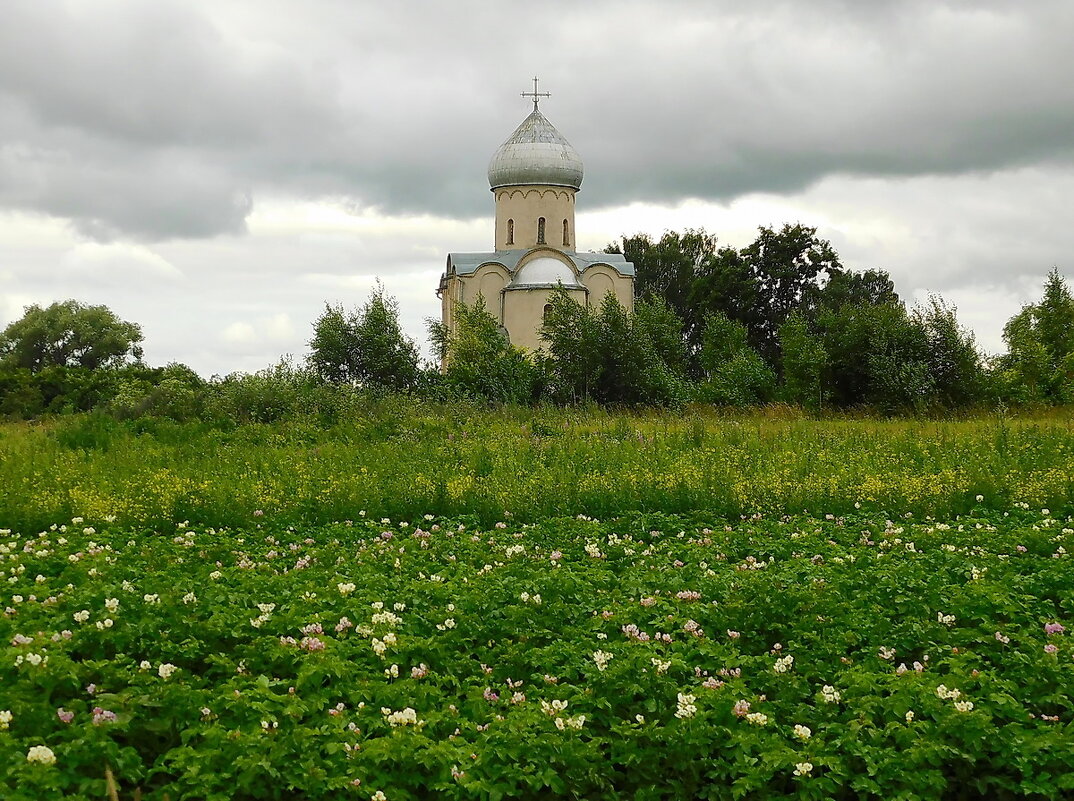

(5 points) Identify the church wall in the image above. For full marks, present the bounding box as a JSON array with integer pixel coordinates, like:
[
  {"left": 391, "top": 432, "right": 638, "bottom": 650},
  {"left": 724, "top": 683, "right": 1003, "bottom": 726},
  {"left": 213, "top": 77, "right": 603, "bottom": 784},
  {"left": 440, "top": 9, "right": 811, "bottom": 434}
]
[
  {"left": 582, "top": 265, "right": 634, "bottom": 314},
  {"left": 494, "top": 186, "right": 576, "bottom": 251},
  {"left": 471, "top": 265, "right": 509, "bottom": 320},
  {"left": 503, "top": 286, "right": 587, "bottom": 352}
]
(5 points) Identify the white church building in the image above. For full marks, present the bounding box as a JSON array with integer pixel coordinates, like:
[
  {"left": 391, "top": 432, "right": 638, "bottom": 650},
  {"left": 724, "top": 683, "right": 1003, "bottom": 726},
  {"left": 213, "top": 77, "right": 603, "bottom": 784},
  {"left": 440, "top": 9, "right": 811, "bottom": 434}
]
[{"left": 438, "top": 81, "right": 635, "bottom": 352}]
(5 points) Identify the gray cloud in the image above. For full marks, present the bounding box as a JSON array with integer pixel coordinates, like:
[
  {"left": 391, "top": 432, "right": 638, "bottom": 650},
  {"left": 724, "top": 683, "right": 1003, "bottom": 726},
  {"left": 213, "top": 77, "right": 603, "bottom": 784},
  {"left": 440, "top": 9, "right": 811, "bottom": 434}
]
[{"left": 1, "top": 0, "right": 1072, "bottom": 241}]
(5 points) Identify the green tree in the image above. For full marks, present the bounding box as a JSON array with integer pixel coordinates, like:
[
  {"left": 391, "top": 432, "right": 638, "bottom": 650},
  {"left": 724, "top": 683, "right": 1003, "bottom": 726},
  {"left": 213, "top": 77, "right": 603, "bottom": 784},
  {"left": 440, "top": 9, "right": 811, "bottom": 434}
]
[
  {"left": 696, "top": 313, "right": 775, "bottom": 406},
  {"left": 914, "top": 296, "right": 986, "bottom": 409},
  {"left": 430, "top": 296, "right": 539, "bottom": 404},
  {"left": 0, "top": 300, "right": 143, "bottom": 371},
  {"left": 778, "top": 312, "right": 829, "bottom": 409},
  {"left": 997, "top": 269, "right": 1074, "bottom": 403},
  {"left": 308, "top": 284, "right": 419, "bottom": 391}
]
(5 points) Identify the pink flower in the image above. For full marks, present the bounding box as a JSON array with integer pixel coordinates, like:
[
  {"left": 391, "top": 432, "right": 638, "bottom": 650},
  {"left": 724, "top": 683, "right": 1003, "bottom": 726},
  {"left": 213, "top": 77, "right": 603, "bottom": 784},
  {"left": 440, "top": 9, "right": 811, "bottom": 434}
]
[
  {"left": 483, "top": 688, "right": 499, "bottom": 702},
  {"left": 300, "top": 636, "right": 326, "bottom": 652},
  {"left": 1045, "top": 622, "right": 1065, "bottom": 635},
  {"left": 56, "top": 708, "right": 74, "bottom": 724},
  {"left": 549, "top": 551, "right": 563, "bottom": 562},
  {"left": 727, "top": 630, "right": 741, "bottom": 640},
  {"left": 702, "top": 677, "right": 724, "bottom": 690},
  {"left": 92, "top": 707, "right": 117, "bottom": 725},
  {"left": 1016, "top": 545, "right": 1027, "bottom": 552},
  {"left": 732, "top": 699, "right": 750, "bottom": 717},
  {"left": 676, "top": 590, "right": 701, "bottom": 602},
  {"left": 1045, "top": 643, "right": 1059, "bottom": 654}
]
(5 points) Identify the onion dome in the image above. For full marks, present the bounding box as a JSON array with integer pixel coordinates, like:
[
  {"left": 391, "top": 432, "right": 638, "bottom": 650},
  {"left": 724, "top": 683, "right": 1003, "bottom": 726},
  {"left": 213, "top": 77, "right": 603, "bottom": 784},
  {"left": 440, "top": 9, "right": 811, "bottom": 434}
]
[
  {"left": 488, "top": 109, "right": 583, "bottom": 191},
  {"left": 508, "top": 256, "right": 582, "bottom": 289}
]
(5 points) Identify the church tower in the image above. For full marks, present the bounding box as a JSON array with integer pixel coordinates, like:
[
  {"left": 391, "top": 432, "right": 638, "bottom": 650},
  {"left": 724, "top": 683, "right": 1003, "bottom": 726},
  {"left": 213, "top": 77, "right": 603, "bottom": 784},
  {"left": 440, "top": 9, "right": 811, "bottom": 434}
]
[{"left": 439, "top": 79, "right": 634, "bottom": 353}]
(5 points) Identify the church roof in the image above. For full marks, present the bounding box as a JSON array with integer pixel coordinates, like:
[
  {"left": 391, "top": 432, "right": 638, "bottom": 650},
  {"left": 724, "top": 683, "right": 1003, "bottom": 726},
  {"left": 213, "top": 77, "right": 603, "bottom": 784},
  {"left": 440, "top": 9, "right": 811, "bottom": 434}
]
[
  {"left": 445, "top": 250, "right": 635, "bottom": 278},
  {"left": 487, "top": 109, "right": 584, "bottom": 191}
]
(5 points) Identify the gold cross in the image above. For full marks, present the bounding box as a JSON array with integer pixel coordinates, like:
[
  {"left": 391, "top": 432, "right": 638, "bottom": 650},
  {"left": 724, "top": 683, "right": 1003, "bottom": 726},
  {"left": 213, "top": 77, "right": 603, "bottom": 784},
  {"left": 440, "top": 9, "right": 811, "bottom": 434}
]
[{"left": 521, "top": 76, "right": 550, "bottom": 111}]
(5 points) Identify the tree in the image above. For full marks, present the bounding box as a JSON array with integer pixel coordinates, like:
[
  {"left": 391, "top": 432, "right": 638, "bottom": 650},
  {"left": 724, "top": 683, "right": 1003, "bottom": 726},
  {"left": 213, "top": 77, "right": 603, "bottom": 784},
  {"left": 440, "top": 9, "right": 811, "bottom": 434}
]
[
  {"left": 997, "top": 269, "right": 1074, "bottom": 403},
  {"left": 778, "top": 312, "right": 829, "bottom": 409},
  {"left": 308, "top": 283, "right": 419, "bottom": 391},
  {"left": 540, "top": 288, "right": 683, "bottom": 406},
  {"left": 696, "top": 313, "right": 775, "bottom": 406},
  {"left": 914, "top": 296, "right": 985, "bottom": 409},
  {"left": 430, "top": 296, "right": 540, "bottom": 404},
  {"left": 0, "top": 300, "right": 143, "bottom": 371}
]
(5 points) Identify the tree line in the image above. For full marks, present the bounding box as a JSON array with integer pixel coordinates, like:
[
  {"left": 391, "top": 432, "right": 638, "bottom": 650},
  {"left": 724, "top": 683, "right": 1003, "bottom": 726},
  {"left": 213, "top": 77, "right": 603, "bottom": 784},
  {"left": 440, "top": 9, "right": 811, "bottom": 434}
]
[{"left": 1, "top": 225, "right": 1072, "bottom": 421}]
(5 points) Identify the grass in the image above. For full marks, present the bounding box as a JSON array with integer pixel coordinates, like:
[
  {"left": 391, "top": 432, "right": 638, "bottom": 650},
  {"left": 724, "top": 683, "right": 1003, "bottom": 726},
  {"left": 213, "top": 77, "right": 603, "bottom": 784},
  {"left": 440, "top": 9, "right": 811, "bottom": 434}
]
[{"left": 2, "top": 404, "right": 1074, "bottom": 530}]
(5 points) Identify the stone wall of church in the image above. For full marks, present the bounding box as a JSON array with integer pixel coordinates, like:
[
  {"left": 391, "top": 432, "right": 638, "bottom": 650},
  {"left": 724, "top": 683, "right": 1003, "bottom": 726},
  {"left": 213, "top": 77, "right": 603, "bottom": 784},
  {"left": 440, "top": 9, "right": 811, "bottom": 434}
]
[
  {"left": 494, "top": 186, "right": 576, "bottom": 251},
  {"left": 503, "top": 285, "right": 587, "bottom": 352},
  {"left": 581, "top": 265, "right": 634, "bottom": 314}
]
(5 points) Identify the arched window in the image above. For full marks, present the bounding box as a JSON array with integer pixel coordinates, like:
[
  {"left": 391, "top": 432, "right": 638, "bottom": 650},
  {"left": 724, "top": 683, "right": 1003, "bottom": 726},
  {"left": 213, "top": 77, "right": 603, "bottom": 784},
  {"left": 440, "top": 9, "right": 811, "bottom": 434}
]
[
  {"left": 537, "top": 217, "right": 546, "bottom": 244},
  {"left": 506, "top": 219, "right": 514, "bottom": 245},
  {"left": 562, "top": 219, "right": 570, "bottom": 247},
  {"left": 543, "top": 303, "right": 553, "bottom": 322}
]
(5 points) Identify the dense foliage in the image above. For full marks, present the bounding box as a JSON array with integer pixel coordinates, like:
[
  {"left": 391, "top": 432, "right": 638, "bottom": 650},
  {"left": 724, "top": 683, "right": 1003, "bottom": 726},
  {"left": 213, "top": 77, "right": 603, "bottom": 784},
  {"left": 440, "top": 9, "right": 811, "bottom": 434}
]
[
  {"left": 3, "top": 505, "right": 1074, "bottom": 800},
  {"left": 0, "top": 230, "right": 1071, "bottom": 417}
]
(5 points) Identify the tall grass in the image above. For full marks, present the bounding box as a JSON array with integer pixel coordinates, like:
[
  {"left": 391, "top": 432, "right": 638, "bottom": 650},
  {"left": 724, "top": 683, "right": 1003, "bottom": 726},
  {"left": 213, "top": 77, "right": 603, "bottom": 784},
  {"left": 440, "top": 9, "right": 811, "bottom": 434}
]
[{"left": 2, "top": 404, "right": 1073, "bottom": 530}]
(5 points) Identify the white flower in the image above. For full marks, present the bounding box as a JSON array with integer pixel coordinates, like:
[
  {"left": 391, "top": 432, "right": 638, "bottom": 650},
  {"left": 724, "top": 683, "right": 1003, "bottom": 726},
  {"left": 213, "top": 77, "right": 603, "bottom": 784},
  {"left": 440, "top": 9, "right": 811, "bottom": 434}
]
[
  {"left": 651, "top": 657, "right": 671, "bottom": 675},
  {"left": 158, "top": 663, "right": 178, "bottom": 680},
  {"left": 592, "top": 650, "right": 614, "bottom": 672},
  {"left": 73, "top": 610, "right": 90, "bottom": 623},
  {"left": 793, "top": 724, "right": 811, "bottom": 740},
  {"left": 383, "top": 707, "right": 420, "bottom": 727},
  {"left": 954, "top": 700, "right": 974, "bottom": 713},
  {"left": 26, "top": 745, "right": 57, "bottom": 765},
  {"left": 104, "top": 598, "right": 120, "bottom": 613},
  {"left": 905, "top": 710, "right": 915, "bottom": 722},
  {"left": 0, "top": 710, "right": 11, "bottom": 729},
  {"left": 371, "top": 793, "right": 387, "bottom": 801},
  {"left": 182, "top": 593, "right": 197, "bottom": 604},
  {"left": 821, "top": 685, "right": 841, "bottom": 703},
  {"left": 209, "top": 571, "right": 222, "bottom": 580},
  {"left": 338, "top": 582, "right": 356, "bottom": 596},
  {"left": 793, "top": 762, "right": 813, "bottom": 777},
  {"left": 745, "top": 712, "right": 769, "bottom": 726},
  {"left": 675, "top": 692, "right": 697, "bottom": 719},
  {"left": 143, "top": 594, "right": 160, "bottom": 605},
  {"left": 774, "top": 654, "right": 794, "bottom": 673},
  {"left": 139, "top": 660, "right": 152, "bottom": 671},
  {"left": 937, "top": 612, "right": 956, "bottom": 626}
]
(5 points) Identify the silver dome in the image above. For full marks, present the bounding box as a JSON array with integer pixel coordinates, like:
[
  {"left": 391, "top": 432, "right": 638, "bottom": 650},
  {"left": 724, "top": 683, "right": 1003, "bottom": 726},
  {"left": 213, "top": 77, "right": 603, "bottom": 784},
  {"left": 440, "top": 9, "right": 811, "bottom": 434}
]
[
  {"left": 488, "top": 109, "right": 583, "bottom": 191},
  {"left": 508, "top": 256, "right": 582, "bottom": 289}
]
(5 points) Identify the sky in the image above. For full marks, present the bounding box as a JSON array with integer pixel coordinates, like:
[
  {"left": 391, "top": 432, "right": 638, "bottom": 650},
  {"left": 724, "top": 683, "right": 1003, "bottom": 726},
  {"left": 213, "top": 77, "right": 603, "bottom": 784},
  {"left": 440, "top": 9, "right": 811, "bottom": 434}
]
[{"left": 1, "top": 0, "right": 1072, "bottom": 376}]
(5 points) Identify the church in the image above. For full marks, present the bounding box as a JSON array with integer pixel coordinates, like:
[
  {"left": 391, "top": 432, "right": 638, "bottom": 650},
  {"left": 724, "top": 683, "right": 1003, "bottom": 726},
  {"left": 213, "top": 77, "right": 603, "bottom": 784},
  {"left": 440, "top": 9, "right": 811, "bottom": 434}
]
[{"left": 438, "top": 81, "right": 635, "bottom": 352}]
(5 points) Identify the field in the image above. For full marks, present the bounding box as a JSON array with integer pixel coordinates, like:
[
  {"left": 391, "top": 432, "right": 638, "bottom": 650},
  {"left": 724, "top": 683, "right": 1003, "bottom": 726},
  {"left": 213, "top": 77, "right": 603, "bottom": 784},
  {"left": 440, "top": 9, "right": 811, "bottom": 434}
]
[{"left": 3, "top": 408, "right": 1074, "bottom": 800}]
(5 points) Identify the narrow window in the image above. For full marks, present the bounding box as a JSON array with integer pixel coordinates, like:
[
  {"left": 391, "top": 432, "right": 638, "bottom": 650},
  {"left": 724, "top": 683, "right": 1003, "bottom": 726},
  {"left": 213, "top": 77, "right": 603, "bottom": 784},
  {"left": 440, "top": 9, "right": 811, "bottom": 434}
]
[
  {"left": 543, "top": 303, "right": 553, "bottom": 322},
  {"left": 506, "top": 219, "right": 514, "bottom": 245},
  {"left": 537, "top": 217, "right": 546, "bottom": 244},
  {"left": 562, "top": 219, "right": 570, "bottom": 247}
]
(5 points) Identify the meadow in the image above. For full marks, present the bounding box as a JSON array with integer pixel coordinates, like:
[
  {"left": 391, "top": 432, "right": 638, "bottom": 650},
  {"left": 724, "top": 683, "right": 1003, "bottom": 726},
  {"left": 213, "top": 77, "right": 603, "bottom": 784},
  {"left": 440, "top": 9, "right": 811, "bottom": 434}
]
[{"left": 3, "top": 407, "right": 1074, "bottom": 800}]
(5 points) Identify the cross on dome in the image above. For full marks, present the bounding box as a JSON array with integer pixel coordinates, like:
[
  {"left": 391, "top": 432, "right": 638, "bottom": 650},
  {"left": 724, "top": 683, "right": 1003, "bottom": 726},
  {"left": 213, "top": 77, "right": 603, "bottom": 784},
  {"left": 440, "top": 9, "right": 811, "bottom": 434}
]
[{"left": 521, "top": 76, "right": 550, "bottom": 111}]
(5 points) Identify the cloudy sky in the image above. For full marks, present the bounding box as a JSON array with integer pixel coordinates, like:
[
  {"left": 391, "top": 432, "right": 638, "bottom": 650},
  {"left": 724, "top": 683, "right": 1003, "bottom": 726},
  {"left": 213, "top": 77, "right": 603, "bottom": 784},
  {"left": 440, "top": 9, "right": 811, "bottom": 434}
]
[{"left": 2, "top": 0, "right": 1072, "bottom": 375}]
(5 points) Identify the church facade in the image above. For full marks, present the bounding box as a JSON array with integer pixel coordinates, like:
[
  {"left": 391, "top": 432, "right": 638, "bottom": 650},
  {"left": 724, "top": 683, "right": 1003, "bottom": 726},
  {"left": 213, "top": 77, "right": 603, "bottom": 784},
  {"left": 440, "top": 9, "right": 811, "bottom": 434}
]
[{"left": 438, "top": 88, "right": 635, "bottom": 353}]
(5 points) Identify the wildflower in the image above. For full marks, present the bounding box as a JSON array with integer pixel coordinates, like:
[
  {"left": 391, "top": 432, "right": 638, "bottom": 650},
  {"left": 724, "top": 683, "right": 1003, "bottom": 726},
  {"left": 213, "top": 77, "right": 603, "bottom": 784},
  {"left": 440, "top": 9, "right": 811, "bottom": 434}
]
[
  {"left": 57, "top": 708, "right": 74, "bottom": 724},
  {"left": 675, "top": 693, "right": 697, "bottom": 719},
  {"left": 26, "top": 745, "right": 57, "bottom": 765},
  {"left": 1045, "top": 622, "right": 1066, "bottom": 635},
  {"left": 104, "top": 598, "right": 120, "bottom": 613},
  {"left": 0, "top": 710, "right": 11, "bottom": 729},
  {"left": 1045, "top": 643, "right": 1058, "bottom": 654},
  {"left": 794, "top": 762, "right": 814, "bottom": 777},
  {"left": 954, "top": 700, "right": 974, "bottom": 712},
  {"left": 592, "top": 650, "right": 614, "bottom": 672},
  {"left": 905, "top": 710, "right": 915, "bottom": 722},
  {"left": 92, "top": 707, "right": 117, "bottom": 725},
  {"left": 745, "top": 712, "right": 769, "bottom": 726},
  {"left": 821, "top": 685, "right": 841, "bottom": 703},
  {"left": 793, "top": 724, "right": 811, "bottom": 740},
  {"left": 158, "top": 663, "right": 178, "bottom": 680},
  {"left": 732, "top": 700, "right": 750, "bottom": 717}
]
